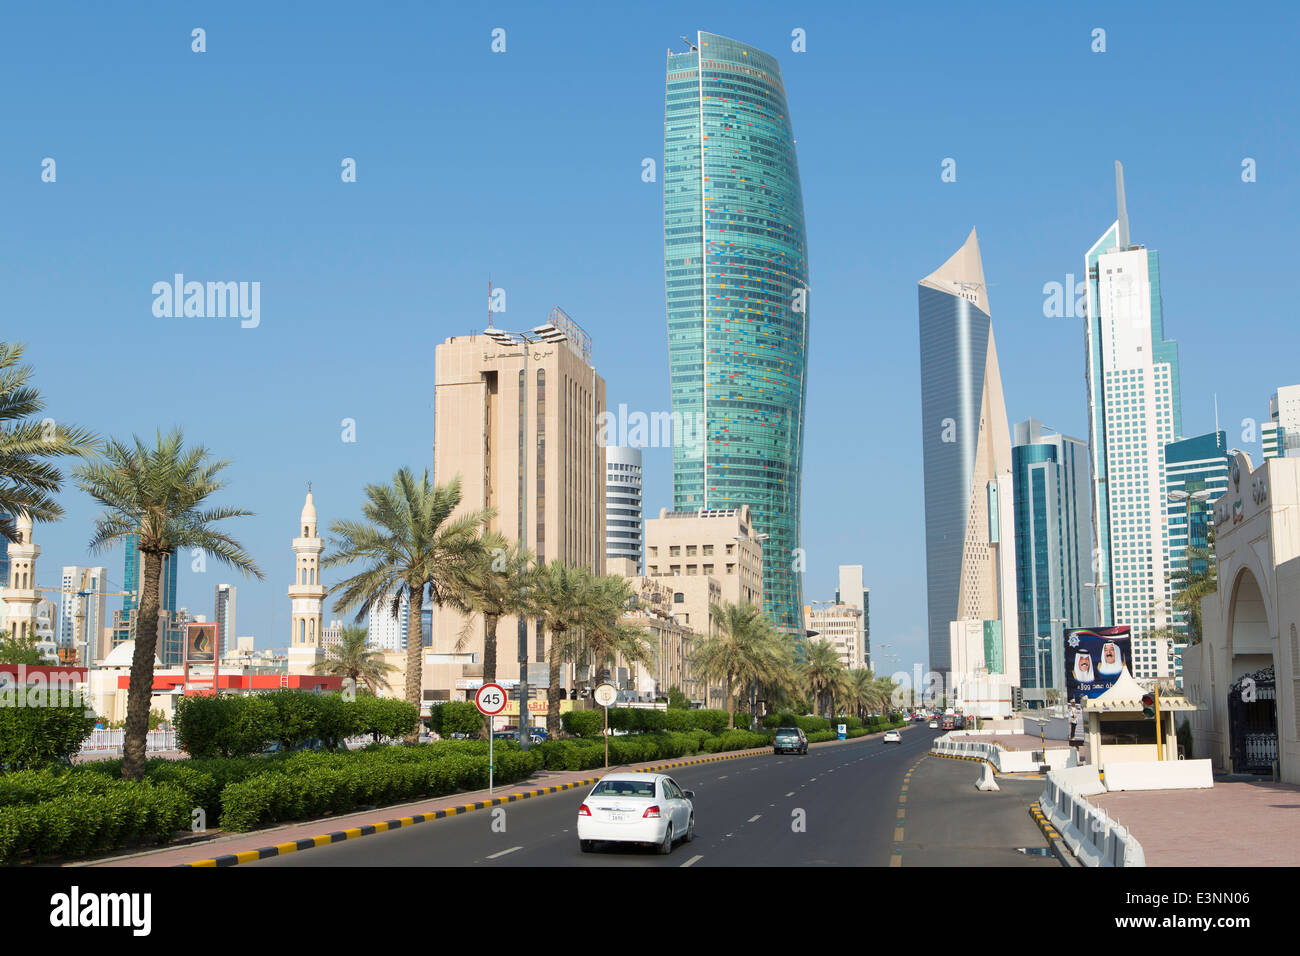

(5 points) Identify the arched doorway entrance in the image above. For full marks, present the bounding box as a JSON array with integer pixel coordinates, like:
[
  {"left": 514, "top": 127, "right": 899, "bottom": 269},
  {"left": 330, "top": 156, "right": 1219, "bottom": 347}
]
[{"left": 1226, "top": 569, "right": 1277, "bottom": 775}]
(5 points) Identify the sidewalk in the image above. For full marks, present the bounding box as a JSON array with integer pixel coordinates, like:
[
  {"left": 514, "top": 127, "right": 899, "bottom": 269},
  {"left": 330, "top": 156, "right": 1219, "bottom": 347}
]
[
  {"left": 1089, "top": 778, "right": 1300, "bottom": 866},
  {"left": 77, "top": 731, "right": 895, "bottom": 867}
]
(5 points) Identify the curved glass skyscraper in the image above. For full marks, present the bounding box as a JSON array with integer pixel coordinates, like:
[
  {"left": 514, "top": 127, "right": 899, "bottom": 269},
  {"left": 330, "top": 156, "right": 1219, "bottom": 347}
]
[{"left": 663, "top": 31, "right": 809, "bottom": 631}]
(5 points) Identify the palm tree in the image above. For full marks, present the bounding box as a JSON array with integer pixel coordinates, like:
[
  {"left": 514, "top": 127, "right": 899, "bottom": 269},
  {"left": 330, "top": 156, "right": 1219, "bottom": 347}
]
[
  {"left": 0, "top": 341, "right": 97, "bottom": 543},
  {"left": 802, "top": 639, "right": 844, "bottom": 718},
  {"left": 693, "top": 601, "right": 785, "bottom": 724},
  {"left": 846, "top": 668, "right": 877, "bottom": 718},
  {"left": 529, "top": 561, "right": 603, "bottom": 739},
  {"left": 75, "top": 429, "right": 264, "bottom": 780},
  {"left": 313, "top": 625, "right": 397, "bottom": 693},
  {"left": 455, "top": 531, "right": 534, "bottom": 685},
  {"left": 324, "top": 470, "right": 492, "bottom": 741},
  {"left": 581, "top": 575, "right": 656, "bottom": 690}
]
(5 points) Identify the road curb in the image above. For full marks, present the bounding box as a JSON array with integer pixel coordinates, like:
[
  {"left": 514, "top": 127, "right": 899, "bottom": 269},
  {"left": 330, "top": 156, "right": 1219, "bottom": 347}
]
[
  {"left": 1029, "top": 800, "right": 1077, "bottom": 867},
  {"left": 177, "top": 740, "right": 833, "bottom": 868}
]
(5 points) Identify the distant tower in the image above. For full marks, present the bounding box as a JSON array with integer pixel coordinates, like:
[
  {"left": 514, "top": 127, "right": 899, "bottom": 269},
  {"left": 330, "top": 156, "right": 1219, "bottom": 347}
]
[
  {"left": 288, "top": 486, "right": 326, "bottom": 648},
  {"left": 2, "top": 513, "right": 40, "bottom": 641}
]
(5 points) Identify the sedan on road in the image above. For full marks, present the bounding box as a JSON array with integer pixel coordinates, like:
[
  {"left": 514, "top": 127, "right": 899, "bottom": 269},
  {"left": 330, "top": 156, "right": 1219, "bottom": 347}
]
[
  {"left": 883, "top": 730, "right": 901, "bottom": 744},
  {"left": 578, "top": 773, "right": 695, "bottom": 854}
]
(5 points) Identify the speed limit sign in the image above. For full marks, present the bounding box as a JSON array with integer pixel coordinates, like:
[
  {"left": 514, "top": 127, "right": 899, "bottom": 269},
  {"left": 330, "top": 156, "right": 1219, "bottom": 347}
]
[{"left": 475, "top": 682, "right": 508, "bottom": 716}]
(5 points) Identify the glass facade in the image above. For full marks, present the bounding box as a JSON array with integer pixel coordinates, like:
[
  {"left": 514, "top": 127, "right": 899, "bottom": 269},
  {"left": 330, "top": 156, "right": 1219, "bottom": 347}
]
[
  {"left": 1164, "top": 430, "right": 1228, "bottom": 654},
  {"left": 917, "top": 286, "right": 992, "bottom": 674},
  {"left": 664, "top": 31, "right": 810, "bottom": 632}
]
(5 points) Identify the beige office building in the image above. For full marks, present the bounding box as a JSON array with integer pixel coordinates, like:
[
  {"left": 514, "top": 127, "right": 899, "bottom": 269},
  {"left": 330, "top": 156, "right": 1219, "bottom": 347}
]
[
  {"left": 644, "top": 505, "right": 764, "bottom": 640},
  {"left": 609, "top": 556, "right": 708, "bottom": 705},
  {"left": 805, "top": 602, "right": 864, "bottom": 670},
  {"left": 429, "top": 310, "right": 606, "bottom": 699}
]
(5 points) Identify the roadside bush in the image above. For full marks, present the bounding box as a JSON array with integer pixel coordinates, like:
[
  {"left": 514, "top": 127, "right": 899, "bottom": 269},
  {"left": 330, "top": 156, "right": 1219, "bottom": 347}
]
[
  {"left": 0, "top": 701, "right": 97, "bottom": 769},
  {"left": 687, "top": 709, "right": 730, "bottom": 735},
  {"left": 0, "top": 780, "right": 190, "bottom": 863},
  {"left": 732, "top": 712, "right": 753, "bottom": 730},
  {"left": 175, "top": 693, "right": 277, "bottom": 758},
  {"left": 561, "top": 709, "right": 605, "bottom": 738},
  {"left": 353, "top": 696, "right": 418, "bottom": 741},
  {"left": 429, "top": 701, "right": 485, "bottom": 737}
]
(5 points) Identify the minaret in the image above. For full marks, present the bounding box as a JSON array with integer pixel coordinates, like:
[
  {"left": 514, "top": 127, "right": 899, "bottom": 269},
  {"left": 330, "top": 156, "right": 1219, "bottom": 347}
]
[
  {"left": 288, "top": 485, "right": 326, "bottom": 648},
  {"left": 3, "top": 513, "right": 41, "bottom": 641}
]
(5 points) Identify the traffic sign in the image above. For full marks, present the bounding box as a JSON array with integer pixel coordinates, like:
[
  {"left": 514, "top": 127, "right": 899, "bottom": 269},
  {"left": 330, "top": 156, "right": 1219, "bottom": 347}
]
[
  {"left": 594, "top": 682, "right": 618, "bottom": 708},
  {"left": 475, "top": 682, "right": 508, "bottom": 716}
]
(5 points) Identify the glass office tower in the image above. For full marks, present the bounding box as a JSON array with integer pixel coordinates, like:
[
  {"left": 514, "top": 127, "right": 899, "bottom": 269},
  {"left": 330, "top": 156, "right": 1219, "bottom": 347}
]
[
  {"left": 664, "top": 31, "right": 810, "bottom": 631},
  {"left": 917, "top": 229, "right": 1018, "bottom": 680},
  {"left": 1083, "top": 163, "right": 1182, "bottom": 636}
]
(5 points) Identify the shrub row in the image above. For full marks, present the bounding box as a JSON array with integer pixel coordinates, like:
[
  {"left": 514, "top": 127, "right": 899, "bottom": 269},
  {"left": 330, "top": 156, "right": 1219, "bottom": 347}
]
[
  {"left": 0, "top": 780, "right": 190, "bottom": 863},
  {"left": 560, "top": 708, "right": 731, "bottom": 738},
  {"left": 217, "top": 744, "right": 544, "bottom": 831},
  {"left": 0, "top": 702, "right": 98, "bottom": 769},
  {"left": 175, "top": 692, "right": 418, "bottom": 758}
]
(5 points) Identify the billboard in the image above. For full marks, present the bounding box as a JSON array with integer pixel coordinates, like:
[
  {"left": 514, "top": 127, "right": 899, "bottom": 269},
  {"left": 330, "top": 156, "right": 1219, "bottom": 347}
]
[
  {"left": 1063, "top": 626, "right": 1131, "bottom": 701},
  {"left": 184, "top": 622, "right": 218, "bottom": 665}
]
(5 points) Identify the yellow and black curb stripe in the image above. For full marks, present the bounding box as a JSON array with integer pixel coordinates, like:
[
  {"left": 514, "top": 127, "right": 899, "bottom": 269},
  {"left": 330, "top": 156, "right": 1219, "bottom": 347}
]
[
  {"left": 1029, "top": 800, "right": 1075, "bottom": 867},
  {"left": 181, "top": 742, "right": 807, "bottom": 868},
  {"left": 929, "top": 750, "right": 1000, "bottom": 773}
]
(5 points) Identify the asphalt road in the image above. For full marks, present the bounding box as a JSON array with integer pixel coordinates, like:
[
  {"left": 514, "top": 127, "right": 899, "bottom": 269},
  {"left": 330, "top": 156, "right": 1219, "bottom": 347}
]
[{"left": 249, "top": 725, "right": 1056, "bottom": 867}]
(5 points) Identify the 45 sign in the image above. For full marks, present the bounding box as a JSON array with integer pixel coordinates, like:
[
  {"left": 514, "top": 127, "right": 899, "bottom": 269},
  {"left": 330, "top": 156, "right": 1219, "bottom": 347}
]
[{"left": 475, "top": 682, "right": 508, "bottom": 716}]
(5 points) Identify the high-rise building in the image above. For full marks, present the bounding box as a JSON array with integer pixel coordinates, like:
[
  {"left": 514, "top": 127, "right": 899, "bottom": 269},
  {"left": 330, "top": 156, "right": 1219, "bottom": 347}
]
[
  {"left": 834, "top": 565, "right": 870, "bottom": 669},
  {"left": 1011, "top": 419, "right": 1092, "bottom": 703},
  {"left": 918, "top": 228, "right": 1019, "bottom": 684},
  {"left": 288, "top": 488, "right": 326, "bottom": 648},
  {"left": 604, "top": 446, "right": 644, "bottom": 571},
  {"left": 645, "top": 505, "right": 765, "bottom": 640},
  {"left": 805, "top": 601, "right": 863, "bottom": 670},
  {"left": 59, "top": 566, "right": 108, "bottom": 665},
  {"left": 1164, "top": 430, "right": 1228, "bottom": 685},
  {"left": 430, "top": 314, "right": 606, "bottom": 691},
  {"left": 1269, "top": 386, "right": 1300, "bottom": 458},
  {"left": 664, "top": 31, "right": 810, "bottom": 633},
  {"left": 368, "top": 586, "right": 410, "bottom": 651},
  {"left": 213, "top": 583, "right": 237, "bottom": 659},
  {"left": 1084, "top": 162, "right": 1182, "bottom": 637},
  {"left": 108, "top": 534, "right": 182, "bottom": 663},
  {"left": 1262, "top": 421, "right": 1285, "bottom": 460}
]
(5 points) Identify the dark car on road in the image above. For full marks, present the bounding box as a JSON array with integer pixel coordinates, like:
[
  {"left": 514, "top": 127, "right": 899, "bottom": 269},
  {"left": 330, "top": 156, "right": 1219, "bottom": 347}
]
[{"left": 773, "top": 727, "right": 808, "bottom": 755}]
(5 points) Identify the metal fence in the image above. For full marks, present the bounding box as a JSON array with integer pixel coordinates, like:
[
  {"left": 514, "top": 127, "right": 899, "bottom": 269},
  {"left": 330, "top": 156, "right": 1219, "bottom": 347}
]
[{"left": 80, "top": 728, "right": 179, "bottom": 753}]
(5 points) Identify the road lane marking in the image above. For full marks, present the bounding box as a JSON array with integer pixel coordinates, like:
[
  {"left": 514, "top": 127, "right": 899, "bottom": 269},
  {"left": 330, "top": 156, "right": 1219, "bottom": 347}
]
[
  {"left": 897, "top": 809, "right": 905, "bottom": 819},
  {"left": 487, "top": 846, "right": 522, "bottom": 860},
  {"left": 681, "top": 855, "right": 703, "bottom": 867},
  {"left": 786, "top": 791, "right": 795, "bottom": 797},
  {"left": 748, "top": 814, "right": 761, "bottom": 822},
  {"left": 893, "top": 828, "right": 904, "bottom": 841},
  {"left": 890, "top": 855, "right": 902, "bottom": 867},
  {"left": 899, "top": 795, "right": 907, "bottom": 803}
]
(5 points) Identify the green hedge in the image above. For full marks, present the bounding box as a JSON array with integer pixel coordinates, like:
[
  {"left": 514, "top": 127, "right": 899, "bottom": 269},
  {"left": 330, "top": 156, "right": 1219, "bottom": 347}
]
[
  {"left": 560, "top": 707, "right": 730, "bottom": 738},
  {"left": 428, "top": 701, "right": 485, "bottom": 737},
  {"left": 0, "top": 779, "right": 190, "bottom": 863},
  {"left": 175, "top": 692, "right": 420, "bottom": 759},
  {"left": 0, "top": 702, "right": 98, "bottom": 769}
]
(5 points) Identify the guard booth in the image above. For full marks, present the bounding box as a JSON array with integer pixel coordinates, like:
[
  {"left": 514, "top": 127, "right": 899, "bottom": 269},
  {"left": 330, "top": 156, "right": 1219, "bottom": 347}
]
[
  {"left": 1083, "top": 666, "right": 1197, "bottom": 764},
  {"left": 1228, "top": 665, "right": 1278, "bottom": 775}
]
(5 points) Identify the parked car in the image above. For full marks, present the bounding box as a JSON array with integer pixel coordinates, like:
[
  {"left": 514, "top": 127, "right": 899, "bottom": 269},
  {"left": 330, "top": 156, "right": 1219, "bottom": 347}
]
[
  {"left": 772, "top": 727, "right": 809, "bottom": 755},
  {"left": 578, "top": 773, "right": 695, "bottom": 854},
  {"left": 883, "top": 730, "right": 901, "bottom": 744}
]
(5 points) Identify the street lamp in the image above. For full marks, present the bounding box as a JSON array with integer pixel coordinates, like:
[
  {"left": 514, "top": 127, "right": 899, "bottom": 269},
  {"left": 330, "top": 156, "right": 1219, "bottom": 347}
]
[{"left": 1083, "top": 581, "right": 1109, "bottom": 629}]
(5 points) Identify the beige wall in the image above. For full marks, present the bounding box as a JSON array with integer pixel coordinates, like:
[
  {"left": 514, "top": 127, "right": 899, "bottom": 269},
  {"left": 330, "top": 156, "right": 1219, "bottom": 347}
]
[
  {"left": 805, "top": 602, "right": 863, "bottom": 669},
  {"left": 430, "top": 332, "right": 606, "bottom": 694}
]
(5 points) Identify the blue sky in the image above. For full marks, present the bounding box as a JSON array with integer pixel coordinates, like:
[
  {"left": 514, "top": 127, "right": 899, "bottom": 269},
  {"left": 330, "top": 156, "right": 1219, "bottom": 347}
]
[{"left": 3, "top": 0, "right": 1297, "bottom": 677}]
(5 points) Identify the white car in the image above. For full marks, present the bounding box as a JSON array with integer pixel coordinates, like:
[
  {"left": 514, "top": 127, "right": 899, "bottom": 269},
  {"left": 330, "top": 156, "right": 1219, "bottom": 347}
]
[
  {"left": 578, "top": 773, "right": 695, "bottom": 854},
  {"left": 928, "top": 720, "right": 939, "bottom": 729},
  {"left": 883, "top": 730, "right": 901, "bottom": 743}
]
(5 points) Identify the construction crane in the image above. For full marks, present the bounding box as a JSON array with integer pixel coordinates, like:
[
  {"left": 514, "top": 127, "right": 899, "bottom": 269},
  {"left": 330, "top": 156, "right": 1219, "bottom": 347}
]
[{"left": 28, "top": 573, "right": 134, "bottom": 666}]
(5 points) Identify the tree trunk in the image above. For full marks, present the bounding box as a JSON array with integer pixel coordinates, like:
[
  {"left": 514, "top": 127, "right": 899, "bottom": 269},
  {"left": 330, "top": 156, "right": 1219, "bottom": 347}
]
[
  {"left": 724, "top": 677, "right": 734, "bottom": 725},
  {"left": 546, "top": 627, "right": 563, "bottom": 739},
  {"left": 404, "top": 584, "right": 425, "bottom": 743},
  {"left": 122, "top": 550, "right": 162, "bottom": 781},
  {"left": 482, "top": 612, "right": 499, "bottom": 685}
]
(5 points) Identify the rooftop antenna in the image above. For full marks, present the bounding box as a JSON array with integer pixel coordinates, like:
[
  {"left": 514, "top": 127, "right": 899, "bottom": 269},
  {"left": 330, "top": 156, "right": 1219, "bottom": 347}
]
[
  {"left": 487, "top": 277, "right": 493, "bottom": 330},
  {"left": 1115, "top": 161, "right": 1131, "bottom": 249},
  {"left": 680, "top": 34, "right": 698, "bottom": 51},
  {"left": 1214, "top": 393, "right": 1220, "bottom": 441}
]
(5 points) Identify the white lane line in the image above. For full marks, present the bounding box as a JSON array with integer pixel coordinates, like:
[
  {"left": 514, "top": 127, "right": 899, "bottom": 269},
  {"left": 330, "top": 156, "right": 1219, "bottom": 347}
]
[
  {"left": 748, "top": 814, "right": 761, "bottom": 822},
  {"left": 786, "top": 791, "right": 795, "bottom": 797},
  {"left": 681, "top": 855, "right": 703, "bottom": 867},
  {"left": 719, "top": 775, "right": 728, "bottom": 779},
  {"left": 487, "top": 846, "right": 522, "bottom": 860}
]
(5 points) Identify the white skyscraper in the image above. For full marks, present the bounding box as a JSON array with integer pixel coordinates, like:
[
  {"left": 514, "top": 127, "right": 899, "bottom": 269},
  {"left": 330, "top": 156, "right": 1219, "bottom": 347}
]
[
  {"left": 59, "top": 566, "right": 108, "bottom": 665},
  {"left": 368, "top": 587, "right": 410, "bottom": 651},
  {"left": 1084, "top": 163, "right": 1182, "bottom": 637},
  {"left": 214, "top": 583, "right": 237, "bottom": 658},
  {"left": 1270, "top": 386, "right": 1300, "bottom": 458},
  {"left": 834, "top": 565, "right": 870, "bottom": 669},
  {"left": 604, "top": 446, "right": 644, "bottom": 572}
]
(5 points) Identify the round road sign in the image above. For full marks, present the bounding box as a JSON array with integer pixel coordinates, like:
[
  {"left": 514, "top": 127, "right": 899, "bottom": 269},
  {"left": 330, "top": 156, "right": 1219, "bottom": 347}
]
[
  {"left": 594, "top": 682, "right": 618, "bottom": 708},
  {"left": 475, "top": 682, "right": 508, "bottom": 716}
]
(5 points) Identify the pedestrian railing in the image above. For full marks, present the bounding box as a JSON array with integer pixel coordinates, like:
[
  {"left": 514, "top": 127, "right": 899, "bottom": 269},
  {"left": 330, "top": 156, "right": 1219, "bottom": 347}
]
[{"left": 80, "top": 728, "right": 179, "bottom": 753}]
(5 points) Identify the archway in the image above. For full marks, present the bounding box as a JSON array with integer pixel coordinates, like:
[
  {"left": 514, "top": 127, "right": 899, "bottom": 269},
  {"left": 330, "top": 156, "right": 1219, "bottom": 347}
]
[{"left": 1226, "top": 568, "right": 1277, "bottom": 774}]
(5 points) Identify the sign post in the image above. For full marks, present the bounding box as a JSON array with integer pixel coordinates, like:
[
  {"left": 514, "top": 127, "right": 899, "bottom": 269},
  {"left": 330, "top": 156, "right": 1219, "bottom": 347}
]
[
  {"left": 475, "top": 682, "right": 508, "bottom": 793},
  {"left": 594, "top": 682, "right": 618, "bottom": 768}
]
